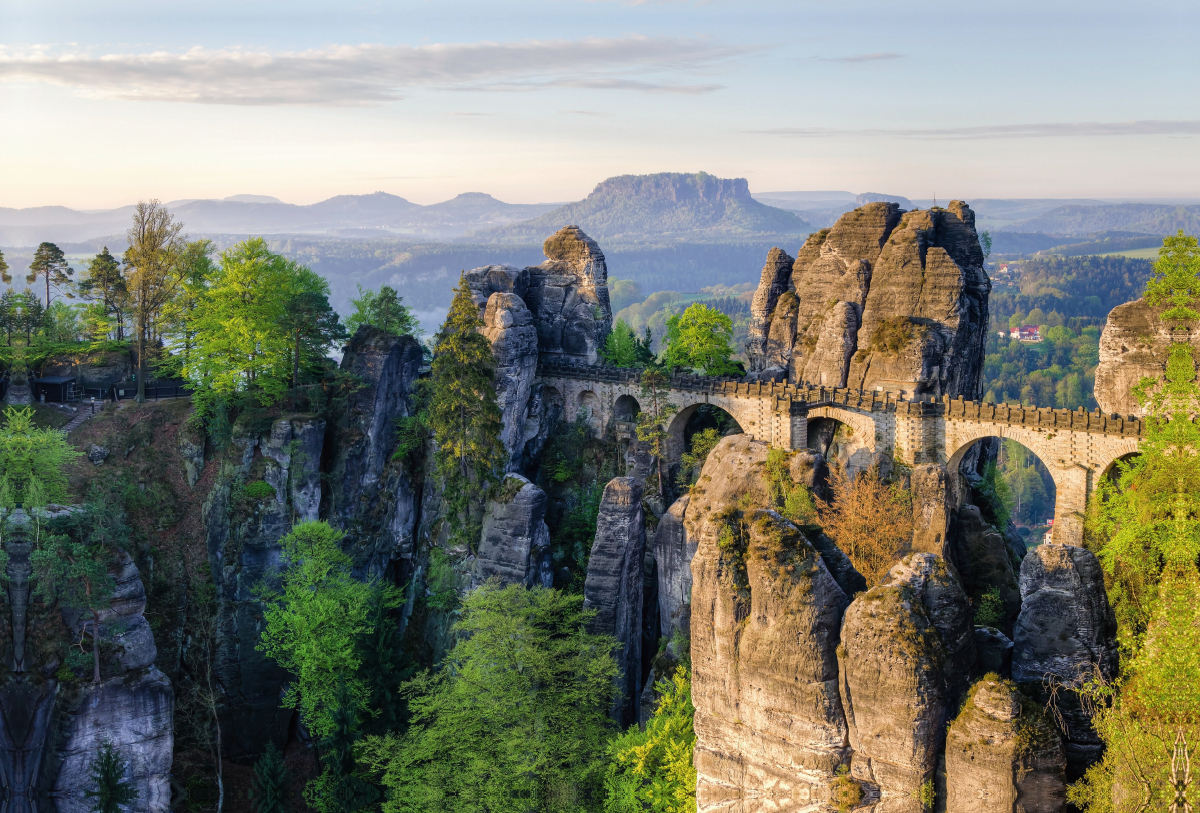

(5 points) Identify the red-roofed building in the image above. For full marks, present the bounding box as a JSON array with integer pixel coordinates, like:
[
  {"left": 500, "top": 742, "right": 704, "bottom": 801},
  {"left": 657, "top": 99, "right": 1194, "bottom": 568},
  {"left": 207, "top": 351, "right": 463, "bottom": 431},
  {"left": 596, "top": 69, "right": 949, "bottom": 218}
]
[{"left": 1009, "top": 325, "right": 1042, "bottom": 343}]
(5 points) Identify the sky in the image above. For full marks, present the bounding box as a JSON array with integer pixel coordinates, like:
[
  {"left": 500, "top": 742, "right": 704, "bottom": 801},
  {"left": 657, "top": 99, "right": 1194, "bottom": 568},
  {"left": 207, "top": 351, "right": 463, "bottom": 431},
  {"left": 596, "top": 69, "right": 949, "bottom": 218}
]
[{"left": 3, "top": 0, "right": 1199, "bottom": 209}]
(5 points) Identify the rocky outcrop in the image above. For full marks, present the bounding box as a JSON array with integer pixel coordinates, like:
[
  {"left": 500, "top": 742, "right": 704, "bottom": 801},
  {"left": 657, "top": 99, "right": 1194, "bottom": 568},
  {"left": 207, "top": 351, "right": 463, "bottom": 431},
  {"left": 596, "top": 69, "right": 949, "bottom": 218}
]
[
  {"left": 1012, "top": 544, "right": 1118, "bottom": 776},
  {"left": 583, "top": 477, "right": 647, "bottom": 726},
  {"left": 911, "top": 463, "right": 953, "bottom": 556},
  {"left": 464, "top": 225, "right": 613, "bottom": 365},
  {"left": 747, "top": 201, "right": 990, "bottom": 400},
  {"left": 975, "top": 626, "right": 1015, "bottom": 678},
  {"left": 747, "top": 248, "right": 795, "bottom": 371},
  {"left": 53, "top": 671, "right": 174, "bottom": 813},
  {"left": 328, "top": 325, "right": 425, "bottom": 576},
  {"left": 1094, "top": 297, "right": 1185, "bottom": 417},
  {"left": 839, "top": 553, "right": 973, "bottom": 806},
  {"left": 950, "top": 504, "right": 1022, "bottom": 629},
  {"left": 473, "top": 474, "right": 553, "bottom": 589},
  {"left": 692, "top": 508, "right": 850, "bottom": 811},
  {"left": 945, "top": 678, "right": 1066, "bottom": 813},
  {"left": 482, "top": 292, "right": 540, "bottom": 471},
  {"left": 653, "top": 494, "right": 694, "bottom": 640}
]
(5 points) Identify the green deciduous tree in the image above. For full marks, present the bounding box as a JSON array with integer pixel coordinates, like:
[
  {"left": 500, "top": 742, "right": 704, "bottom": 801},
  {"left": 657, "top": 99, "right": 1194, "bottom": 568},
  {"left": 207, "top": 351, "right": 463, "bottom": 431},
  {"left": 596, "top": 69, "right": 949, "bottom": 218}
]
[
  {"left": 124, "top": 201, "right": 185, "bottom": 402},
  {"left": 359, "top": 583, "right": 620, "bottom": 813},
  {"left": 345, "top": 285, "right": 422, "bottom": 340},
  {"left": 84, "top": 740, "right": 138, "bottom": 813},
  {"left": 157, "top": 240, "right": 216, "bottom": 374},
  {"left": 603, "top": 667, "right": 697, "bottom": 813},
  {"left": 660, "top": 303, "right": 739, "bottom": 376},
  {"left": 282, "top": 272, "right": 346, "bottom": 400},
  {"left": 0, "top": 405, "right": 82, "bottom": 508},
  {"left": 427, "top": 277, "right": 505, "bottom": 546},
  {"left": 27, "top": 241, "right": 73, "bottom": 308}
]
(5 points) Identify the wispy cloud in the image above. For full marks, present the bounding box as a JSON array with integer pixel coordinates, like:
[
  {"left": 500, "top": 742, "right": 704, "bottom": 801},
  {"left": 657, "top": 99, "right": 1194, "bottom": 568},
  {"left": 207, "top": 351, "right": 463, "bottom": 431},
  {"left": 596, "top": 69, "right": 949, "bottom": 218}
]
[
  {"left": 753, "top": 120, "right": 1200, "bottom": 139},
  {"left": 0, "top": 37, "right": 745, "bottom": 106},
  {"left": 820, "top": 52, "right": 903, "bottom": 63},
  {"left": 560, "top": 109, "right": 611, "bottom": 116}
]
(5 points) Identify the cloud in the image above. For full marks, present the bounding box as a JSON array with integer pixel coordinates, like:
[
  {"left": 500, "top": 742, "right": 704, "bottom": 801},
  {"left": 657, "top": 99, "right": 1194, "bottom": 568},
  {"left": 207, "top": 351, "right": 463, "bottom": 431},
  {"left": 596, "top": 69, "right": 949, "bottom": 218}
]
[
  {"left": 753, "top": 120, "right": 1200, "bottom": 139},
  {"left": 0, "top": 37, "right": 745, "bottom": 106},
  {"left": 560, "top": 109, "right": 611, "bottom": 116},
  {"left": 820, "top": 52, "right": 903, "bottom": 63}
]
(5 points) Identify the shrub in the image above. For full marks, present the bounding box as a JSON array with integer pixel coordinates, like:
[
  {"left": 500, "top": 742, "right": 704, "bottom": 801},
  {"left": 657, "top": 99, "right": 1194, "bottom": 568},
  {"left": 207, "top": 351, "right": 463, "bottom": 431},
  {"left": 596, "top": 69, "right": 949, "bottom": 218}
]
[
  {"left": 974, "top": 587, "right": 1005, "bottom": 627},
  {"left": 816, "top": 466, "right": 912, "bottom": 585},
  {"left": 243, "top": 480, "right": 277, "bottom": 502}
]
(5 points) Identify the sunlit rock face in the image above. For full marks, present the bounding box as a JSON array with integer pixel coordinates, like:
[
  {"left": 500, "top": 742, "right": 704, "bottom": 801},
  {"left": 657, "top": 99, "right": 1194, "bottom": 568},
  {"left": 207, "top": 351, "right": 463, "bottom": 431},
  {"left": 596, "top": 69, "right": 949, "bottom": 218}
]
[
  {"left": 1092, "top": 296, "right": 1198, "bottom": 418},
  {"left": 747, "top": 201, "right": 990, "bottom": 400}
]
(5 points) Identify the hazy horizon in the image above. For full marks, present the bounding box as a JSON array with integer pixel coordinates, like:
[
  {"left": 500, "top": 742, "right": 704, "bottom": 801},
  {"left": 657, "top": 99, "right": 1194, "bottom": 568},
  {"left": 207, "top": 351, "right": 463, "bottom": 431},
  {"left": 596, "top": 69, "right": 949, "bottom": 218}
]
[{"left": 4, "top": 0, "right": 1199, "bottom": 210}]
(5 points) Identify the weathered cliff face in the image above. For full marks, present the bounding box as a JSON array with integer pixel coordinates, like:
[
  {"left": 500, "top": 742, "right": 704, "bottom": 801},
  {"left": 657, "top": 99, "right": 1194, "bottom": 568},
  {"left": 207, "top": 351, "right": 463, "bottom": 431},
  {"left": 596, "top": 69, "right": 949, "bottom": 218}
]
[
  {"left": 839, "top": 553, "right": 973, "bottom": 808},
  {"left": 1012, "top": 544, "right": 1118, "bottom": 776},
  {"left": 473, "top": 474, "right": 553, "bottom": 589},
  {"left": 652, "top": 494, "right": 693, "bottom": 640},
  {"left": 464, "top": 225, "right": 613, "bottom": 366},
  {"left": 747, "top": 201, "right": 990, "bottom": 399},
  {"left": 203, "top": 415, "right": 326, "bottom": 757},
  {"left": 944, "top": 678, "right": 1066, "bottom": 813},
  {"left": 482, "top": 293, "right": 540, "bottom": 472},
  {"left": 328, "top": 325, "right": 426, "bottom": 577},
  {"left": 583, "top": 477, "right": 646, "bottom": 727},
  {"left": 684, "top": 436, "right": 853, "bottom": 810},
  {"left": 1093, "top": 297, "right": 1190, "bottom": 417}
]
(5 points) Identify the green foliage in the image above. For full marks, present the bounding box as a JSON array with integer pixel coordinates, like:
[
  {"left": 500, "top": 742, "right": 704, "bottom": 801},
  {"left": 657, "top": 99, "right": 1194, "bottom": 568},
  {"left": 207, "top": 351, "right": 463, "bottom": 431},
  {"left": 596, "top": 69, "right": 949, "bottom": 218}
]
[
  {"left": 258, "top": 521, "right": 401, "bottom": 741},
  {"left": 917, "top": 778, "right": 936, "bottom": 810},
  {"left": 77, "top": 246, "right": 129, "bottom": 340},
  {"left": 391, "top": 409, "right": 429, "bottom": 471},
  {"left": 425, "top": 548, "right": 460, "bottom": 612},
  {"left": 677, "top": 428, "right": 720, "bottom": 488},
  {"left": 358, "top": 581, "right": 415, "bottom": 735},
  {"left": 1144, "top": 230, "right": 1200, "bottom": 324},
  {"left": 243, "top": 480, "right": 277, "bottom": 502},
  {"left": 974, "top": 587, "right": 1004, "bottom": 627},
  {"left": 607, "top": 279, "right": 644, "bottom": 313},
  {"left": 600, "top": 319, "right": 656, "bottom": 368},
  {"left": 989, "top": 254, "right": 1152, "bottom": 329},
  {"left": 306, "top": 680, "right": 379, "bottom": 813},
  {"left": 982, "top": 323, "right": 1101, "bottom": 409},
  {"left": 184, "top": 238, "right": 342, "bottom": 409},
  {"left": 0, "top": 406, "right": 82, "bottom": 508},
  {"left": 251, "top": 742, "right": 290, "bottom": 813},
  {"left": 830, "top": 765, "right": 863, "bottom": 813},
  {"left": 539, "top": 419, "right": 616, "bottom": 578},
  {"left": 603, "top": 667, "right": 696, "bottom": 813},
  {"left": 85, "top": 740, "right": 138, "bottom": 813},
  {"left": 660, "top": 303, "right": 739, "bottom": 376},
  {"left": 359, "top": 583, "right": 620, "bottom": 813},
  {"left": 764, "top": 448, "right": 817, "bottom": 526},
  {"left": 869, "top": 316, "right": 914, "bottom": 355},
  {"left": 636, "top": 368, "right": 679, "bottom": 499},
  {"left": 345, "top": 284, "right": 422, "bottom": 340},
  {"left": 27, "top": 241, "right": 73, "bottom": 307},
  {"left": 427, "top": 277, "right": 505, "bottom": 547},
  {"left": 977, "top": 461, "right": 1013, "bottom": 530}
]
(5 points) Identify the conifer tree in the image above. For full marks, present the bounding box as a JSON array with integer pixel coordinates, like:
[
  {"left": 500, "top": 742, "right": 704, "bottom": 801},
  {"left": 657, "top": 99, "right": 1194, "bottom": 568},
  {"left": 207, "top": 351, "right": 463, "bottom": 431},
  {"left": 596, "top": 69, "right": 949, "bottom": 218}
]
[
  {"left": 345, "top": 284, "right": 421, "bottom": 340},
  {"left": 27, "top": 241, "right": 73, "bottom": 308},
  {"left": 0, "top": 247, "right": 10, "bottom": 285},
  {"left": 427, "top": 276, "right": 504, "bottom": 545},
  {"left": 84, "top": 741, "right": 138, "bottom": 813},
  {"left": 251, "top": 743, "right": 290, "bottom": 813},
  {"left": 78, "top": 247, "right": 129, "bottom": 340}
]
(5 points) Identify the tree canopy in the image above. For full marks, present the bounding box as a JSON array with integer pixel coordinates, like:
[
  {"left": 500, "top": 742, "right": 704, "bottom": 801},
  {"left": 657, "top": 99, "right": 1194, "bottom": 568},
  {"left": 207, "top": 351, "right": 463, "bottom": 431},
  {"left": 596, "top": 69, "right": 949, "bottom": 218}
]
[
  {"left": 345, "top": 284, "right": 421, "bottom": 341},
  {"left": 659, "top": 303, "right": 739, "bottom": 376}
]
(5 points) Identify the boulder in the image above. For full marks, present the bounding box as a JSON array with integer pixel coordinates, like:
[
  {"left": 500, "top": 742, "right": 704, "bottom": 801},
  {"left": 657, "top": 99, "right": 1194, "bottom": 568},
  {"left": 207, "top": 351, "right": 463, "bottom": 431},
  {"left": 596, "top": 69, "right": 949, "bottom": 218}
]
[
  {"left": 482, "top": 292, "right": 539, "bottom": 471},
  {"left": 692, "top": 509, "right": 850, "bottom": 811},
  {"left": 653, "top": 494, "right": 695, "bottom": 640},
  {"left": 838, "top": 554, "right": 969, "bottom": 805},
  {"left": 945, "top": 677, "right": 1066, "bottom": 813},
  {"left": 1013, "top": 544, "right": 1118, "bottom": 776},
  {"left": 473, "top": 474, "right": 553, "bottom": 589},
  {"left": 87, "top": 444, "right": 110, "bottom": 467},
  {"left": 583, "top": 477, "right": 647, "bottom": 726}
]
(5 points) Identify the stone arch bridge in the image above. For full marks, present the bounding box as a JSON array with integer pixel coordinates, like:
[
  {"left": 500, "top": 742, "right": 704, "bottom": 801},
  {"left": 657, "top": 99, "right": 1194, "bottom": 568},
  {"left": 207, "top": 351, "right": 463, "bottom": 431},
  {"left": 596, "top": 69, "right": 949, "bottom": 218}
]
[{"left": 536, "top": 359, "right": 1145, "bottom": 547}]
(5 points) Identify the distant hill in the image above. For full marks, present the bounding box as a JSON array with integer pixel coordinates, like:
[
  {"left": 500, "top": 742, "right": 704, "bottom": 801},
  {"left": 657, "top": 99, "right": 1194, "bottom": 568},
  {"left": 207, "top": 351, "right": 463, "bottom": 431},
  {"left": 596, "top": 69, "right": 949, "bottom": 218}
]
[
  {"left": 1014, "top": 203, "right": 1200, "bottom": 236},
  {"left": 0, "top": 192, "right": 558, "bottom": 246},
  {"left": 471, "top": 172, "right": 812, "bottom": 244}
]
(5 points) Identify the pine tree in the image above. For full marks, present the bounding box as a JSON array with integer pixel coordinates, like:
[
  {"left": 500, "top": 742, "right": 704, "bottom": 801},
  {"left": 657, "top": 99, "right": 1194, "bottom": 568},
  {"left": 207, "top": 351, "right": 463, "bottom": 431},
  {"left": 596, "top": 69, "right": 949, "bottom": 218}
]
[
  {"left": 84, "top": 741, "right": 138, "bottom": 813},
  {"left": 78, "top": 247, "right": 129, "bottom": 340},
  {"left": 27, "top": 241, "right": 72, "bottom": 308},
  {"left": 0, "top": 247, "right": 10, "bottom": 285},
  {"left": 251, "top": 743, "right": 290, "bottom": 813},
  {"left": 345, "top": 284, "right": 422, "bottom": 340},
  {"left": 427, "top": 276, "right": 505, "bottom": 546}
]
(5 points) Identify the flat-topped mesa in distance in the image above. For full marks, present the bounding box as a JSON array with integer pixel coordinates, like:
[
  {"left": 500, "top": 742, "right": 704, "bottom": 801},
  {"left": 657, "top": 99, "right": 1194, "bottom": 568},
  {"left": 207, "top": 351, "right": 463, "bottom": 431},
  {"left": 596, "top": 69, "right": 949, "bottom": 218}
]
[{"left": 746, "top": 201, "right": 991, "bottom": 402}]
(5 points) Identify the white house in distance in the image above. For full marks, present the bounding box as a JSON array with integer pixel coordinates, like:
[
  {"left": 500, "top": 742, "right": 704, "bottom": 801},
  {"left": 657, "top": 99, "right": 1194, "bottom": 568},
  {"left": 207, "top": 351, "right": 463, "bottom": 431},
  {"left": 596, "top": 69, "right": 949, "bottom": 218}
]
[{"left": 1010, "top": 325, "right": 1042, "bottom": 343}]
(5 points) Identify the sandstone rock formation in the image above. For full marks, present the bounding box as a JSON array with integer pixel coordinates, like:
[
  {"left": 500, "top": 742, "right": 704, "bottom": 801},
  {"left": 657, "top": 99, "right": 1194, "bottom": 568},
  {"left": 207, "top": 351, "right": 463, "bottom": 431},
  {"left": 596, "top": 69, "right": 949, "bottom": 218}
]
[
  {"left": 473, "top": 474, "right": 553, "bottom": 589},
  {"left": 747, "top": 201, "right": 990, "bottom": 400},
  {"left": 975, "top": 626, "right": 1015, "bottom": 678},
  {"left": 945, "top": 678, "right": 1066, "bottom": 813},
  {"left": 1013, "top": 544, "right": 1118, "bottom": 775},
  {"left": 653, "top": 494, "right": 694, "bottom": 640},
  {"left": 328, "top": 325, "right": 426, "bottom": 576},
  {"left": 1094, "top": 297, "right": 1189, "bottom": 417},
  {"left": 950, "top": 504, "right": 1022, "bottom": 629},
  {"left": 464, "top": 225, "right": 613, "bottom": 365},
  {"left": 839, "top": 552, "right": 974, "bottom": 806},
  {"left": 911, "top": 463, "right": 953, "bottom": 556},
  {"left": 583, "top": 477, "right": 647, "bottom": 726},
  {"left": 482, "top": 292, "right": 540, "bottom": 471}
]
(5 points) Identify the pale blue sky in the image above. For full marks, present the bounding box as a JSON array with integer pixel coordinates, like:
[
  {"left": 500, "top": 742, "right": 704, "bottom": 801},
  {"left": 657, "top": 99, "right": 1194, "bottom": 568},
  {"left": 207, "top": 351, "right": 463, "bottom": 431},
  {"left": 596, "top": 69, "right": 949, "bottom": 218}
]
[{"left": 3, "top": 0, "right": 1198, "bottom": 208}]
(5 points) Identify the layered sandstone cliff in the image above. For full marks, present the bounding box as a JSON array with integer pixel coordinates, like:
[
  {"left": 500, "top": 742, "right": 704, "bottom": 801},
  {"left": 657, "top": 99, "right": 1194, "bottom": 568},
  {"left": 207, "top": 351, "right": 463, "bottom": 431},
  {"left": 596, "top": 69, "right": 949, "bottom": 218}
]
[
  {"left": 747, "top": 202, "right": 990, "bottom": 400},
  {"left": 1093, "top": 296, "right": 1198, "bottom": 417}
]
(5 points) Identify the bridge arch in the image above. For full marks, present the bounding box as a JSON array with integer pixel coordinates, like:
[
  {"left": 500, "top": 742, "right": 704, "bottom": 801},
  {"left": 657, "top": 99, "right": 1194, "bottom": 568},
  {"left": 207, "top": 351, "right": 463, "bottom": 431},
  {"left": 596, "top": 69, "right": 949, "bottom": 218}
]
[
  {"left": 805, "top": 405, "right": 881, "bottom": 477},
  {"left": 614, "top": 394, "right": 640, "bottom": 423},
  {"left": 664, "top": 402, "right": 744, "bottom": 470}
]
